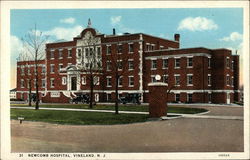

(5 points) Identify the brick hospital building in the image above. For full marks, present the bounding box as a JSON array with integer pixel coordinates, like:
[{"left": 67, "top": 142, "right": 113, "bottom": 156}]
[{"left": 16, "top": 20, "right": 240, "bottom": 104}]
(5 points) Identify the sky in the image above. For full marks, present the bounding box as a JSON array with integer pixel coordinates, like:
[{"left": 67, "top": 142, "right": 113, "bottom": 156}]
[{"left": 10, "top": 8, "right": 243, "bottom": 88}]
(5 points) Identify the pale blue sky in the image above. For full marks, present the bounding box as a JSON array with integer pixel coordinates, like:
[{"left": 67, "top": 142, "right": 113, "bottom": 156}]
[{"left": 10, "top": 8, "right": 243, "bottom": 88}]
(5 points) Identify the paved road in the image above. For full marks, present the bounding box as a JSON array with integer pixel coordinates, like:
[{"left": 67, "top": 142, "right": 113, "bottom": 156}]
[{"left": 11, "top": 105, "right": 244, "bottom": 152}]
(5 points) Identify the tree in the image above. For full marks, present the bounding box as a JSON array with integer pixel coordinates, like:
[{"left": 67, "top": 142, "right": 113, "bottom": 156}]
[
  {"left": 106, "top": 43, "right": 132, "bottom": 114},
  {"left": 20, "top": 25, "right": 49, "bottom": 110},
  {"left": 76, "top": 33, "right": 102, "bottom": 109}
]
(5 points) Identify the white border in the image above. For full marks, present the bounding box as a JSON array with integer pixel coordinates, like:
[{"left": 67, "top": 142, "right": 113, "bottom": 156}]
[{"left": 1, "top": 1, "right": 249, "bottom": 160}]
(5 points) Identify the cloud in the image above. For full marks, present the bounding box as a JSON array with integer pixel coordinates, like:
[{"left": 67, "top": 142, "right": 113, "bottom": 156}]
[
  {"left": 178, "top": 17, "right": 218, "bottom": 31},
  {"left": 220, "top": 32, "right": 242, "bottom": 42},
  {"left": 11, "top": 35, "right": 23, "bottom": 62},
  {"left": 44, "top": 25, "right": 84, "bottom": 41},
  {"left": 60, "top": 17, "right": 75, "bottom": 24},
  {"left": 111, "top": 16, "right": 122, "bottom": 25},
  {"left": 110, "top": 16, "right": 139, "bottom": 34}
]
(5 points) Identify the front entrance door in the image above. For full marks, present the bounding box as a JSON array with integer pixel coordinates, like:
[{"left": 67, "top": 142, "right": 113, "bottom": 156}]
[{"left": 71, "top": 77, "right": 77, "bottom": 90}]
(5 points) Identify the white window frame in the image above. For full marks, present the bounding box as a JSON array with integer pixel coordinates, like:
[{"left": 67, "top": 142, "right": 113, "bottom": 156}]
[
  {"left": 59, "top": 49, "right": 63, "bottom": 59},
  {"left": 175, "top": 74, "right": 180, "bottom": 86},
  {"left": 187, "top": 74, "right": 193, "bottom": 86},
  {"left": 117, "top": 44, "right": 122, "bottom": 54},
  {"left": 226, "top": 74, "right": 230, "bottom": 86},
  {"left": 106, "top": 45, "right": 111, "bottom": 55},
  {"left": 128, "top": 60, "right": 134, "bottom": 70},
  {"left": 59, "top": 63, "right": 63, "bottom": 71},
  {"left": 187, "top": 57, "right": 193, "bottom": 68},
  {"left": 117, "top": 60, "right": 123, "bottom": 71},
  {"left": 50, "top": 78, "right": 55, "bottom": 88},
  {"left": 226, "top": 57, "right": 230, "bottom": 69},
  {"left": 106, "top": 76, "right": 112, "bottom": 87},
  {"left": 68, "top": 48, "right": 72, "bottom": 58},
  {"left": 208, "top": 57, "right": 211, "bottom": 68},
  {"left": 21, "top": 79, "right": 25, "bottom": 88},
  {"left": 50, "top": 50, "right": 54, "bottom": 59},
  {"left": 42, "top": 79, "right": 46, "bottom": 88},
  {"left": 42, "top": 66, "right": 46, "bottom": 74},
  {"left": 94, "top": 76, "right": 100, "bottom": 85},
  {"left": 151, "top": 75, "right": 157, "bottom": 83},
  {"left": 151, "top": 59, "right": 157, "bottom": 70},
  {"left": 208, "top": 74, "right": 211, "bottom": 86},
  {"left": 175, "top": 94, "right": 180, "bottom": 102},
  {"left": 96, "top": 46, "right": 101, "bottom": 58},
  {"left": 128, "top": 43, "right": 134, "bottom": 53},
  {"left": 21, "top": 66, "right": 25, "bottom": 75},
  {"left": 175, "top": 58, "right": 180, "bottom": 69},
  {"left": 62, "top": 77, "right": 67, "bottom": 85},
  {"left": 128, "top": 76, "right": 134, "bottom": 87},
  {"left": 187, "top": 94, "right": 193, "bottom": 102},
  {"left": 231, "top": 76, "right": 234, "bottom": 87},
  {"left": 82, "top": 76, "right": 86, "bottom": 85},
  {"left": 106, "top": 60, "right": 111, "bottom": 71},
  {"left": 118, "top": 76, "right": 123, "bottom": 87},
  {"left": 162, "top": 58, "right": 168, "bottom": 69},
  {"left": 162, "top": 74, "right": 168, "bottom": 84},
  {"left": 50, "top": 64, "right": 55, "bottom": 73}
]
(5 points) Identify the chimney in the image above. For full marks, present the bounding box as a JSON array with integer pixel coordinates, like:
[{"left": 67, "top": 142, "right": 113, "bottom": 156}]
[
  {"left": 113, "top": 28, "right": 116, "bottom": 35},
  {"left": 174, "top": 34, "right": 180, "bottom": 42}
]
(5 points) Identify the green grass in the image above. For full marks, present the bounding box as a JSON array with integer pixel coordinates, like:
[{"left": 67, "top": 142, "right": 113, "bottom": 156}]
[
  {"left": 11, "top": 104, "right": 208, "bottom": 114},
  {"left": 11, "top": 109, "right": 149, "bottom": 125}
]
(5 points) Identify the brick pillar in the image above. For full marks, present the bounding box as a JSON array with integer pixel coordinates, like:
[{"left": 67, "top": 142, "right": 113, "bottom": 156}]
[{"left": 148, "top": 82, "right": 168, "bottom": 118}]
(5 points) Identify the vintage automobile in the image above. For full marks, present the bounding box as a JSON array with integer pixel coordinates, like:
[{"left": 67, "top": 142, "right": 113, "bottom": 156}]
[
  {"left": 119, "top": 93, "right": 141, "bottom": 104},
  {"left": 70, "top": 94, "right": 90, "bottom": 104}
]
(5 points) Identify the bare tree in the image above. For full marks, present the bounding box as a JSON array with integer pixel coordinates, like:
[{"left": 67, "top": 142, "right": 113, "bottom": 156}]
[
  {"left": 76, "top": 34, "right": 103, "bottom": 109},
  {"left": 20, "top": 25, "right": 49, "bottom": 110},
  {"left": 106, "top": 43, "right": 132, "bottom": 114}
]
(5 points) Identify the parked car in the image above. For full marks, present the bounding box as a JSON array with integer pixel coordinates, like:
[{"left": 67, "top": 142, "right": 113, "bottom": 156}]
[
  {"left": 70, "top": 94, "right": 90, "bottom": 104},
  {"left": 119, "top": 93, "right": 141, "bottom": 104}
]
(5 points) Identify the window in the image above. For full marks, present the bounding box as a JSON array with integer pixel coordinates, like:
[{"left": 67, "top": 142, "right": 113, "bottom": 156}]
[
  {"left": 226, "top": 75, "right": 230, "bottom": 86},
  {"left": 163, "top": 75, "right": 168, "bottom": 84},
  {"left": 42, "top": 79, "right": 46, "bottom": 88},
  {"left": 117, "top": 44, "right": 122, "bottom": 53},
  {"left": 82, "top": 76, "right": 86, "bottom": 85},
  {"left": 118, "top": 60, "right": 122, "bottom": 70},
  {"left": 21, "top": 79, "right": 25, "bottom": 88},
  {"left": 128, "top": 60, "right": 134, "bottom": 70},
  {"left": 226, "top": 57, "right": 230, "bottom": 68},
  {"left": 94, "top": 76, "right": 100, "bottom": 85},
  {"left": 50, "top": 78, "right": 55, "bottom": 88},
  {"left": 151, "top": 76, "right": 157, "bottom": 83},
  {"left": 50, "top": 64, "right": 55, "bottom": 73},
  {"left": 151, "top": 60, "right": 157, "bottom": 70},
  {"left": 27, "top": 67, "right": 31, "bottom": 75},
  {"left": 146, "top": 43, "right": 151, "bottom": 51},
  {"left": 59, "top": 64, "right": 63, "bottom": 71},
  {"left": 107, "top": 76, "right": 112, "bottom": 87},
  {"left": 129, "top": 43, "right": 134, "bottom": 53},
  {"left": 106, "top": 94, "right": 112, "bottom": 102},
  {"left": 208, "top": 74, "right": 211, "bottom": 86},
  {"left": 231, "top": 61, "right": 234, "bottom": 71},
  {"left": 89, "top": 47, "right": 93, "bottom": 56},
  {"left": 77, "top": 48, "right": 82, "bottom": 57},
  {"left": 175, "top": 58, "right": 180, "bottom": 68},
  {"left": 163, "top": 59, "right": 168, "bottom": 69},
  {"left": 68, "top": 63, "right": 72, "bottom": 67},
  {"left": 27, "top": 80, "right": 30, "bottom": 88},
  {"left": 68, "top": 49, "right": 72, "bottom": 57},
  {"left": 231, "top": 77, "right": 234, "bottom": 87},
  {"left": 175, "top": 74, "right": 180, "bottom": 86},
  {"left": 107, "top": 45, "right": 111, "bottom": 55},
  {"left": 107, "top": 61, "right": 112, "bottom": 71},
  {"left": 151, "top": 44, "right": 155, "bottom": 50},
  {"left": 187, "top": 57, "right": 193, "bottom": 68},
  {"left": 34, "top": 79, "right": 37, "bottom": 88},
  {"left": 59, "top": 49, "right": 63, "bottom": 58},
  {"left": 50, "top": 50, "right": 54, "bottom": 59},
  {"left": 85, "top": 48, "right": 89, "bottom": 57},
  {"left": 208, "top": 58, "right": 211, "bottom": 68},
  {"left": 187, "top": 74, "right": 193, "bottom": 86},
  {"left": 97, "top": 47, "right": 101, "bottom": 58},
  {"left": 160, "top": 46, "right": 164, "bottom": 50},
  {"left": 21, "top": 66, "right": 25, "bottom": 75},
  {"left": 208, "top": 93, "right": 212, "bottom": 103},
  {"left": 175, "top": 94, "right": 180, "bottom": 102},
  {"left": 118, "top": 76, "right": 122, "bottom": 87},
  {"left": 129, "top": 76, "right": 134, "bottom": 87},
  {"left": 42, "top": 66, "right": 46, "bottom": 74},
  {"left": 187, "top": 94, "right": 193, "bottom": 102},
  {"left": 62, "top": 77, "right": 67, "bottom": 85}
]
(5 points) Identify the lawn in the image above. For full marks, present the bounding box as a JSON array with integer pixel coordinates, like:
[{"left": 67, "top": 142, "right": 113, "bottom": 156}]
[
  {"left": 11, "top": 104, "right": 208, "bottom": 114},
  {"left": 11, "top": 109, "right": 149, "bottom": 125}
]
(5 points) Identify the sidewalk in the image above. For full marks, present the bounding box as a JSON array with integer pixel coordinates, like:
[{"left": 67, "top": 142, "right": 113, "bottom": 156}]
[{"left": 11, "top": 106, "right": 243, "bottom": 120}]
